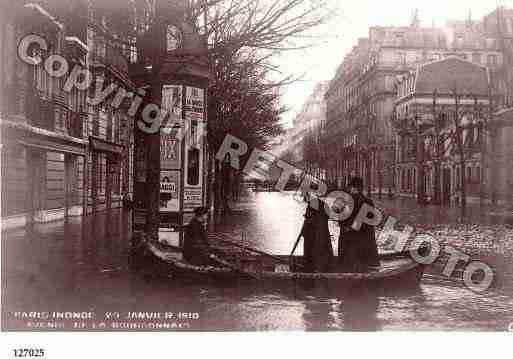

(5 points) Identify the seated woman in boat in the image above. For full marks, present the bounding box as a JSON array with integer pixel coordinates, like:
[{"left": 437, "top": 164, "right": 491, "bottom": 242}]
[
  {"left": 301, "top": 192, "right": 334, "bottom": 273},
  {"left": 338, "top": 177, "right": 380, "bottom": 273},
  {"left": 183, "top": 206, "right": 212, "bottom": 266}
]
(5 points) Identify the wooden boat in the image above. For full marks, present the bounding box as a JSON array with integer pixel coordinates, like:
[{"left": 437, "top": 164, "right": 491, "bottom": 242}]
[{"left": 142, "top": 241, "right": 426, "bottom": 287}]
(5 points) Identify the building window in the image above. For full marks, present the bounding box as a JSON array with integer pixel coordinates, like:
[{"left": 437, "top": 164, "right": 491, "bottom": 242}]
[
  {"left": 487, "top": 54, "right": 498, "bottom": 66},
  {"left": 107, "top": 112, "right": 113, "bottom": 142},
  {"left": 93, "top": 115, "right": 99, "bottom": 136},
  {"left": 396, "top": 52, "right": 406, "bottom": 65},
  {"left": 472, "top": 53, "right": 482, "bottom": 64},
  {"left": 95, "top": 37, "right": 106, "bottom": 58},
  {"left": 112, "top": 161, "right": 120, "bottom": 195},
  {"left": 99, "top": 155, "right": 106, "bottom": 195},
  {"left": 395, "top": 32, "right": 405, "bottom": 44},
  {"left": 456, "top": 35, "right": 464, "bottom": 48}
]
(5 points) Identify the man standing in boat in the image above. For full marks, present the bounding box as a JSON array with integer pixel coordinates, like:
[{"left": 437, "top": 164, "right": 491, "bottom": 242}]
[
  {"left": 183, "top": 207, "right": 212, "bottom": 265},
  {"left": 300, "top": 192, "right": 334, "bottom": 272},
  {"left": 338, "top": 177, "right": 380, "bottom": 272}
]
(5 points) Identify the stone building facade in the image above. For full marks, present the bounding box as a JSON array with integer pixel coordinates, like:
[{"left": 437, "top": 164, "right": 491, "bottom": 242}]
[
  {"left": 393, "top": 57, "right": 493, "bottom": 203},
  {"left": 291, "top": 81, "right": 329, "bottom": 176},
  {"left": 323, "top": 13, "right": 505, "bottom": 195},
  {"left": 0, "top": 1, "right": 135, "bottom": 230}
]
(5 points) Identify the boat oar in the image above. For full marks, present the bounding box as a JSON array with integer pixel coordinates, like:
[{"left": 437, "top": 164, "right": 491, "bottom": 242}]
[
  {"left": 209, "top": 254, "right": 258, "bottom": 280},
  {"left": 289, "top": 229, "right": 303, "bottom": 258},
  {"left": 288, "top": 230, "right": 304, "bottom": 271},
  {"left": 217, "top": 238, "right": 289, "bottom": 265}
]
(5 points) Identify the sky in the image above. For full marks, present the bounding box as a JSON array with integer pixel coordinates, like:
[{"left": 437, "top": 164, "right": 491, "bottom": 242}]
[{"left": 275, "top": 0, "right": 513, "bottom": 128}]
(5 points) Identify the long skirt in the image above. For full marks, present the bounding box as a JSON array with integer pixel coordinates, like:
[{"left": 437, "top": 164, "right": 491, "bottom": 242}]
[
  {"left": 338, "top": 229, "right": 379, "bottom": 273},
  {"left": 303, "top": 223, "right": 334, "bottom": 272}
]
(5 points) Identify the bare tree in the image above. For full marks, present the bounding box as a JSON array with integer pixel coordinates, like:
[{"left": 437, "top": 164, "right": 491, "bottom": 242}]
[{"left": 85, "top": 0, "right": 334, "bottom": 218}]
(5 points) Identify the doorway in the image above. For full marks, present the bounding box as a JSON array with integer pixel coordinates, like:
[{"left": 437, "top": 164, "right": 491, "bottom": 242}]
[{"left": 442, "top": 168, "right": 451, "bottom": 204}]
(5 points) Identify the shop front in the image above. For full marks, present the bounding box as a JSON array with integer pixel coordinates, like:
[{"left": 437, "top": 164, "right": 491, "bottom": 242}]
[
  {"left": 88, "top": 136, "right": 124, "bottom": 214},
  {"left": 1, "top": 123, "right": 87, "bottom": 229}
]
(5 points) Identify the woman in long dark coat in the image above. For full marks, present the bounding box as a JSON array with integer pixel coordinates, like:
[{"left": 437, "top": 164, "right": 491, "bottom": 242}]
[
  {"left": 301, "top": 195, "right": 334, "bottom": 272},
  {"left": 338, "top": 177, "right": 380, "bottom": 272},
  {"left": 183, "top": 207, "right": 212, "bottom": 266}
]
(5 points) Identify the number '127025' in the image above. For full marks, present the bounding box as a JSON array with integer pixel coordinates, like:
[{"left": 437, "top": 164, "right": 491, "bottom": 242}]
[{"left": 13, "top": 349, "right": 45, "bottom": 358}]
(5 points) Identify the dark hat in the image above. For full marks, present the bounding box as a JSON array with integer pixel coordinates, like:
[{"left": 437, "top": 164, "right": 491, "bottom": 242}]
[
  {"left": 348, "top": 176, "right": 364, "bottom": 189},
  {"left": 194, "top": 206, "right": 209, "bottom": 216}
]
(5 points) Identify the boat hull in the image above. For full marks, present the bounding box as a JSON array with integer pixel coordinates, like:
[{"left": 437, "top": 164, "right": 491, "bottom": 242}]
[{"left": 141, "top": 241, "right": 426, "bottom": 287}]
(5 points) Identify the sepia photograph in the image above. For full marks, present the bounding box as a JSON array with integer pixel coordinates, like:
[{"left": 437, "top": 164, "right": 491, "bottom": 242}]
[{"left": 0, "top": 0, "right": 512, "bottom": 351}]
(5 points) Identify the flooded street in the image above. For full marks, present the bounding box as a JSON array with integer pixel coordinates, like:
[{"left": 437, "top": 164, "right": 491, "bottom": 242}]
[{"left": 2, "top": 191, "right": 513, "bottom": 331}]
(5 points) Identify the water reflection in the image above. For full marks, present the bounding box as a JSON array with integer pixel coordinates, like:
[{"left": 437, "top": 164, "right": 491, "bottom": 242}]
[{"left": 2, "top": 193, "right": 513, "bottom": 331}]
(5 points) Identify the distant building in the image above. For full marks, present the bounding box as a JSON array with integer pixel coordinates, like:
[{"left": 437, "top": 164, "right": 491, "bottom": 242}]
[
  {"left": 323, "top": 12, "right": 505, "bottom": 194},
  {"left": 283, "top": 82, "right": 329, "bottom": 176},
  {"left": 393, "top": 57, "right": 493, "bottom": 203}
]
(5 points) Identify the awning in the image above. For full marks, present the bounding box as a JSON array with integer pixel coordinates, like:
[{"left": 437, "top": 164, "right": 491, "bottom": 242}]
[
  {"left": 89, "top": 136, "right": 124, "bottom": 155},
  {"left": 20, "top": 139, "right": 86, "bottom": 156}
]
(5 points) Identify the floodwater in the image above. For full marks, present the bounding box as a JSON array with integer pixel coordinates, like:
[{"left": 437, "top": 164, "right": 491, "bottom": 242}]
[{"left": 2, "top": 191, "right": 513, "bottom": 331}]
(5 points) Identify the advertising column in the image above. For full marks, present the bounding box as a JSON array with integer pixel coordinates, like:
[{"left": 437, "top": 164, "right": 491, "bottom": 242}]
[{"left": 158, "top": 84, "right": 183, "bottom": 246}]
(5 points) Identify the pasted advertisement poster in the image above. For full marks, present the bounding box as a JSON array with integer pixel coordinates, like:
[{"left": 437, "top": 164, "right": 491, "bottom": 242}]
[
  {"left": 184, "top": 86, "right": 204, "bottom": 121},
  {"left": 184, "top": 137, "right": 203, "bottom": 189},
  {"left": 183, "top": 187, "right": 203, "bottom": 211},
  {"left": 160, "top": 128, "right": 181, "bottom": 170},
  {"left": 160, "top": 171, "right": 180, "bottom": 212},
  {"left": 162, "top": 84, "right": 183, "bottom": 121}
]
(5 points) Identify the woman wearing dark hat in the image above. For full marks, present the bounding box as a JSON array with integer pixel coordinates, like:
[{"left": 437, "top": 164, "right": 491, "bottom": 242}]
[
  {"left": 183, "top": 206, "right": 212, "bottom": 265},
  {"left": 300, "top": 192, "right": 334, "bottom": 272},
  {"left": 338, "top": 177, "right": 380, "bottom": 272}
]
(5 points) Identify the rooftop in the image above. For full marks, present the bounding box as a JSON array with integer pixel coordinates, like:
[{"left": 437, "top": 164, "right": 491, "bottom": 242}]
[{"left": 415, "top": 56, "right": 489, "bottom": 95}]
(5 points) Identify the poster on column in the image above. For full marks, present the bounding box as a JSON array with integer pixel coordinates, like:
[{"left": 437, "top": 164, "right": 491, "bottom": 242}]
[
  {"left": 184, "top": 131, "right": 203, "bottom": 189},
  {"left": 160, "top": 128, "right": 181, "bottom": 169},
  {"left": 183, "top": 187, "right": 203, "bottom": 211},
  {"left": 184, "top": 86, "right": 204, "bottom": 121},
  {"left": 162, "top": 84, "right": 183, "bottom": 121},
  {"left": 160, "top": 171, "right": 180, "bottom": 212}
]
